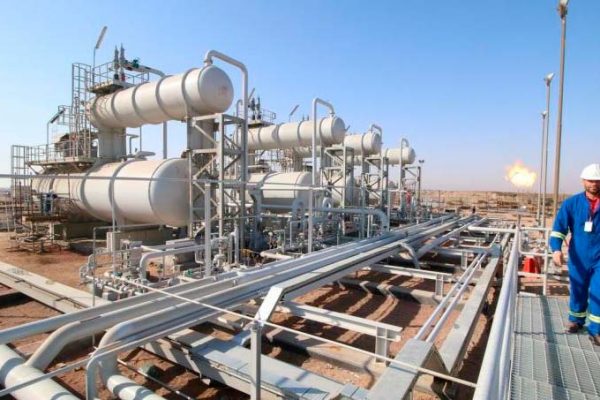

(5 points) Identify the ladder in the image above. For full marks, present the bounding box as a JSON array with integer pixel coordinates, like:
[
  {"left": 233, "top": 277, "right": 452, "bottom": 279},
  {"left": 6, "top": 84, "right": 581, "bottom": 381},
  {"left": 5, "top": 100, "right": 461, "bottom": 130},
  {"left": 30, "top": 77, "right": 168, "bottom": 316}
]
[
  {"left": 71, "top": 63, "right": 93, "bottom": 158},
  {"left": 10, "top": 145, "right": 32, "bottom": 231}
]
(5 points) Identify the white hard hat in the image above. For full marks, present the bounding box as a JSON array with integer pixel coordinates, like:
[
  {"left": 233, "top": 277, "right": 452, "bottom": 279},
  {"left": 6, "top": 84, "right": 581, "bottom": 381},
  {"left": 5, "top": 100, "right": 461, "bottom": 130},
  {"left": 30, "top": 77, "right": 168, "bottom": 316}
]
[{"left": 581, "top": 163, "right": 600, "bottom": 180}]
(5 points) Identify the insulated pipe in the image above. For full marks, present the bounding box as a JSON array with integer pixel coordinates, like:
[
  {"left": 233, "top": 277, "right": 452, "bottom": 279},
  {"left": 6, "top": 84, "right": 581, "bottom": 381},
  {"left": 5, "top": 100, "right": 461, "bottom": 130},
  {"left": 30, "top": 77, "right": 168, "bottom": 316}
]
[
  {"left": 93, "top": 294, "right": 227, "bottom": 388},
  {"left": 86, "top": 313, "right": 195, "bottom": 399},
  {"left": 106, "top": 374, "right": 166, "bottom": 400},
  {"left": 469, "top": 226, "right": 516, "bottom": 234},
  {"left": 204, "top": 50, "right": 247, "bottom": 261},
  {"left": 260, "top": 249, "right": 294, "bottom": 260},
  {"left": 34, "top": 264, "right": 241, "bottom": 376},
  {"left": 0, "top": 345, "right": 78, "bottom": 400}
]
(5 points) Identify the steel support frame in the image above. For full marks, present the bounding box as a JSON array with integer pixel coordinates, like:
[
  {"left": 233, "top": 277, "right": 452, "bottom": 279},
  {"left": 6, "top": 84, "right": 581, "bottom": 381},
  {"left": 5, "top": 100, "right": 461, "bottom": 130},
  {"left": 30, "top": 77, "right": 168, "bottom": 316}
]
[
  {"left": 187, "top": 113, "right": 245, "bottom": 264},
  {"left": 321, "top": 145, "right": 354, "bottom": 209},
  {"left": 263, "top": 300, "right": 402, "bottom": 362},
  {"left": 361, "top": 155, "right": 390, "bottom": 210}
]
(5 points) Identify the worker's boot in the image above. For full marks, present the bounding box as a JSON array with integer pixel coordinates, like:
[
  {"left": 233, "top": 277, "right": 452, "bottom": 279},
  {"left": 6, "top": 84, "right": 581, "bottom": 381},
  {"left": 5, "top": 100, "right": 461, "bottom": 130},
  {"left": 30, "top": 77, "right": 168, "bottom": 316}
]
[
  {"left": 565, "top": 322, "right": 584, "bottom": 334},
  {"left": 590, "top": 335, "right": 600, "bottom": 346}
]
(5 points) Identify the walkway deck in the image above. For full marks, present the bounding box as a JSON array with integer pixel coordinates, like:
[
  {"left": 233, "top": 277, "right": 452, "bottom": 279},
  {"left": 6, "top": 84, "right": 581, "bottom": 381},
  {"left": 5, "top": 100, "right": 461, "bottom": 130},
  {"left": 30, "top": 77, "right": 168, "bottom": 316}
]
[{"left": 511, "top": 294, "right": 600, "bottom": 400}]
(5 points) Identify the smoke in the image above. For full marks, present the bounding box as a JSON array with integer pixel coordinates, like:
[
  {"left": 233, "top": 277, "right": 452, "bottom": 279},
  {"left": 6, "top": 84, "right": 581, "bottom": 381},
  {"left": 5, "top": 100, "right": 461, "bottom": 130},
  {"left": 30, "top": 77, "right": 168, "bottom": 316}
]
[{"left": 505, "top": 161, "right": 537, "bottom": 188}]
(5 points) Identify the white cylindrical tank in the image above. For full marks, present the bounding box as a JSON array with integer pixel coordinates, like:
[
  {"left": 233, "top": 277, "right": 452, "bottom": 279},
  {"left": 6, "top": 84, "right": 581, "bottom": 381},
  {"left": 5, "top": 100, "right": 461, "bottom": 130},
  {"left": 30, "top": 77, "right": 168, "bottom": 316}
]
[
  {"left": 292, "top": 130, "right": 381, "bottom": 159},
  {"left": 382, "top": 147, "right": 416, "bottom": 165},
  {"left": 33, "top": 159, "right": 191, "bottom": 227},
  {"left": 247, "top": 117, "right": 345, "bottom": 151},
  {"left": 330, "top": 175, "right": 356, "bottom": 207},
  {"left": 88, "top": 65, "right": 234, "bottom": 129},
  {"left": 343, "top": 131, "right": 382, "bottom": 156},
  {"left": 248, "top": 172, "right": 311, "bottom": 213}
]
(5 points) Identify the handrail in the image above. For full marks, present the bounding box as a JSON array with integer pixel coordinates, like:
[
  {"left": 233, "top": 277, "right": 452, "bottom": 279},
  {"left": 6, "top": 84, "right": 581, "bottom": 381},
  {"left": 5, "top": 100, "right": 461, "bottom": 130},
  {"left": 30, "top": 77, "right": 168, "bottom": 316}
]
[{"left": 473, "top": 229, "right": 519, "bottom": 400}]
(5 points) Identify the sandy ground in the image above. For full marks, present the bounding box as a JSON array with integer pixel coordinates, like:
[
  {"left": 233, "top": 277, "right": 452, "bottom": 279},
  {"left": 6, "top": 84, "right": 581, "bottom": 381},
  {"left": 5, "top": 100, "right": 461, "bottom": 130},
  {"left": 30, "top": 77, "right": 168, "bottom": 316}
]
[{"left": 0, "top": 231, "right": 498, "bottom": 399}]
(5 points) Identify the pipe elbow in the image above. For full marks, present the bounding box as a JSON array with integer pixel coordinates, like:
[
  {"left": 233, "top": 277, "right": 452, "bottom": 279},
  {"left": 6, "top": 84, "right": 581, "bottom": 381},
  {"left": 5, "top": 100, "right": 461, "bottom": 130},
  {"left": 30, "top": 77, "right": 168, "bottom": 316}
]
[{"left": 203, "top": 50, "right": 215, "bottom": 65}]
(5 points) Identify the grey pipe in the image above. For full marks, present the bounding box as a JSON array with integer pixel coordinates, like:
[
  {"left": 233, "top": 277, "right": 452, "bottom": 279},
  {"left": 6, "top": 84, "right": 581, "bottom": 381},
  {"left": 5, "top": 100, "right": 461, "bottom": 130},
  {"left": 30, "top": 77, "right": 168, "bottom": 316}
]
[
  {"left": 426, "top": 255, "right": 485, "bottom": 343},
  {"left": 2, "top": 222, "right": 450, "bottom": 398},
  {"left": 419, "top": 253, "right": 486, "bottom": 342},
  {"left": 415, "top": 217, "right": 485, "bottom": 258},
  {"left": 315, "top": 207, "right": 390, "bottom": 232},
  {"left": 139, "top": 244, "right": 205, "bottom": 280},
  {"left": 2, "top": 217, "right": 454, "bottom": 398},
  {"left": 90, "top": 221, "right": 444, "bottom": 382},
  {"left": 87, "top": 219, "right": 464, "bottom": 395},
  {"left": 26, "top": 267, "right": 237, "bottom": 370},
  {"left": 86, "top": 314, "right": 201, "bottom": 399},
  {"left": 89, "top": 229, "right": 433, "bottom": 396},
  {"left": 260, "top": 249, "right": 293, "bottom": 260},
  {"left": 0, "top": 283, "right": 185, "bottom": 345},
  {"left": 106, "top": 374, "right": 166, "bottom": 400},
  {"left": 0, "top": 345, "right": 78, "bottom": 400}
]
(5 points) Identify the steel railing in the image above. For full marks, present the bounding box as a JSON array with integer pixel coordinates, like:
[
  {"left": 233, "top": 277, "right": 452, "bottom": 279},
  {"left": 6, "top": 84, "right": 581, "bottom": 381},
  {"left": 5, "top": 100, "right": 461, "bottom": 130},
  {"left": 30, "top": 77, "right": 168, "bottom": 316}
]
[{"left": 473, "top": 229, "right": 520, "bottom": 400}]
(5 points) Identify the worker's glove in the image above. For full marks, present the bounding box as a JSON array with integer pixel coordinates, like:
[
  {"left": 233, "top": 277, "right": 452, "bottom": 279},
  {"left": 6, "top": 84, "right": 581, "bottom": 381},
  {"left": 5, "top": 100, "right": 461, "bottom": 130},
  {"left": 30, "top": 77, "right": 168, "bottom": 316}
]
[{"left": 552, "top": 250, "right": 563, "bottom": 267}]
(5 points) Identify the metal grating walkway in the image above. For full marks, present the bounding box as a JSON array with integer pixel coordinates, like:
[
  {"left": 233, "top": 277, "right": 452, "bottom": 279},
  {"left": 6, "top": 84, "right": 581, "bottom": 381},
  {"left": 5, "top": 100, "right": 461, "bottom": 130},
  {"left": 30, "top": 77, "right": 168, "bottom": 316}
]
[{"left": 511, "top": 295, "right": 600, "bottom": 400}]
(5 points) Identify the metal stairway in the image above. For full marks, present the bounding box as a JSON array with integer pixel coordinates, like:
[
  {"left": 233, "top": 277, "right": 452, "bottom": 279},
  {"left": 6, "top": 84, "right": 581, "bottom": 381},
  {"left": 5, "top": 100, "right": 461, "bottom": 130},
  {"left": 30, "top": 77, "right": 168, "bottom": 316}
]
[{"left": 511, "top": 295, "right": 600, "bottom": 400}]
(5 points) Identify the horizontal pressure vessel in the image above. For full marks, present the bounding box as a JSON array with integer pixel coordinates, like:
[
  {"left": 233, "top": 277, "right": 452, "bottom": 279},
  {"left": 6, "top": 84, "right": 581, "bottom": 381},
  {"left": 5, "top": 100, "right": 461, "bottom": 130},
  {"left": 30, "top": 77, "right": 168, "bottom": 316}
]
[
  {"left": 330, "top": 175, "right": 356, "bottom": 207},
  {"left": 33, "top": 159, "right": 191, "bottom": 227},
  {"left": 292, "top": 130, "right": 382, "bottom": 159},
  {"left": 88, "top": 65, "right": 234, "bottom": 129},
  {"left": 248, "top": 172, "right": 312, "bottom": 213},
  {"left": 342, "top": 131, "right": 382, "bottom": 156},
  {"left": 247, "top": 117, "right": 345, "bottom": 151},
  {"left": 382, "top": 147, "right": 416, "bottom": 165}
]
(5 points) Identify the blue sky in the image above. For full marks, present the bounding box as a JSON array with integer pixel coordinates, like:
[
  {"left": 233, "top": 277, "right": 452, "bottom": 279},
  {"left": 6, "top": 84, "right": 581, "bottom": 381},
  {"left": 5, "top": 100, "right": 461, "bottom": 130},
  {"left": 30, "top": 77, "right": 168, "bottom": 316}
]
[{"left": 0, "top": 0, "right": 598, "bottom": 193}]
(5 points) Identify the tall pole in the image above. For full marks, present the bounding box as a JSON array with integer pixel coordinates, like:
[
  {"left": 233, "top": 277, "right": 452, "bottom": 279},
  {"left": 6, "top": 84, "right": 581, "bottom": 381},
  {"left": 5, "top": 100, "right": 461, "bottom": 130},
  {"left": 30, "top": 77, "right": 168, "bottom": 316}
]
[
  {"left": 552, "top": 0, "right": 568, "bottom": 217},
  {"left": 542, "top": 73, "right": 554, "bottom": 228},
  {"left": 537, "top": 111, "right": 547, "bottom": 224}
]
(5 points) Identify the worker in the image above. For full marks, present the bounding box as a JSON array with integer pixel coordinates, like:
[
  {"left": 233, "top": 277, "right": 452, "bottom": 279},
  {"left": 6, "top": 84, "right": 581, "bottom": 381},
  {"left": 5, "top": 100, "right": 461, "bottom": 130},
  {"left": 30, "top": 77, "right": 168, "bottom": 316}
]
[{"left": 550, "top": 163, "right": 600, "bottom": 345}]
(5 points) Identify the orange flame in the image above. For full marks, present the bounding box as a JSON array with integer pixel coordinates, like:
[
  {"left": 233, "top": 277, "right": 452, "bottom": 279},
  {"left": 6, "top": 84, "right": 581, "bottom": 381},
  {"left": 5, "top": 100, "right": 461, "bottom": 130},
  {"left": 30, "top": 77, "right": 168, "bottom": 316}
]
[{"left": 505, "top": 161, "right": 537, "bottom": 188}]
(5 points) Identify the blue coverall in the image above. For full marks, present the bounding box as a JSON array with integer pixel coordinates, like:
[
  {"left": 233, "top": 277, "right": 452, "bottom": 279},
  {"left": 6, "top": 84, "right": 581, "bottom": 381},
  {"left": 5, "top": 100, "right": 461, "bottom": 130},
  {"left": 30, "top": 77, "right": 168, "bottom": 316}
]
[{"left": 550, "top": 192, "right": 600, "bottom": 335}]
